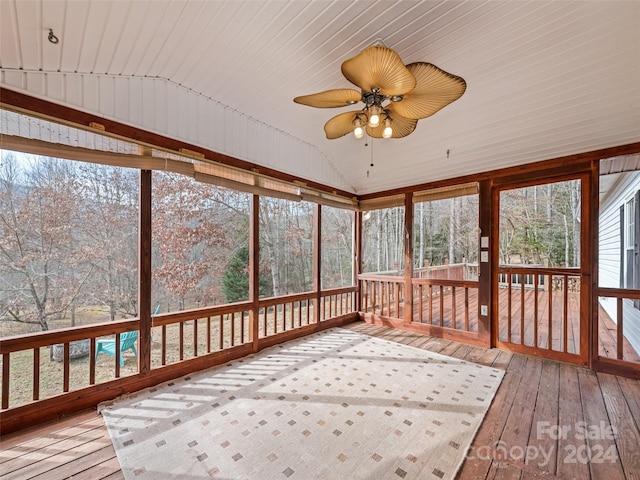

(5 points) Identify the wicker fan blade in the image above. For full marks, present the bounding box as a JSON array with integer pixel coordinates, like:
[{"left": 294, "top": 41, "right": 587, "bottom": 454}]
[
  {"left": 366, "top": 109, "right": 417, "bottom": 139},
  {"left": 391, "top": 62, "right": 466, "bottom": 120},
  {"left": 294, "top": 89, "right": 362, "bottom": 108},
  {"left": 341, "top": 46, "right": 416, "bottom": 97},
  {"left": 324, "top": 111, "right": 361, "bottom": 139}
]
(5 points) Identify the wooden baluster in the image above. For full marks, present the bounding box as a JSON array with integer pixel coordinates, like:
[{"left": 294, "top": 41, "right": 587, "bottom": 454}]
[
  {"left": 508, "top": 273, "right": 512, "bottom": 343},
  {"left": 617, "top": 297, "right": 624, "bottom": 360},
  {"left": 428, "top": 285, "right": 433, "bottom": 324},
  {"left": 363, "top": 281, "right": 368, "bottom": 312},
  {"left": 548, "top": 274, "right": 553, "bottom": 350},
  {"left": 115, "top": 334, "right": 121, "bottom": 377},
  {"left": 563, "top": 277, "right": 569, "bottom": 353},
  {"left": 273, "top": 307, "right": 278, "bottom": 334},
  {"left": 90, "top": 338, "right": 96, "bottom": 384},
  {"left": 33, "top": 348, "right": 40, "bottom": 401},
  {"left": 520, "top": 281, "right": 525, "bottom": 346},
  {"left": 231, "top": 312, "right": 236, "bottom": 346},
  {"left": 241, "top": 312, "right": 246, "bottom": 343},
  {"left": 418, "top": 285, "right": 423, "bottom": 323},
  {"left": 193, "top": 318, "right": 198, "bottom": 357},
  {"left": 179, "top": 323, "right": 184, "bottom": 361},
  {"left": 2, "top": 353, "right": 10, "bottom": 409},
  {"left": 452, "top": 286, "right": 457, "bottom": 330},
  {"left": 63, "top": 343, "right": 70, "bottom": 391},
  {"left": 262, "top": 308, "right": 267, "bottom": 337},
  {"left": 219, "top": 315, "right": 224, "bottom": 350},
  {"left": 161, "top": 325, "right": 167, "bottom": 365},
  {"left": 372, "top": 281, "right": 377, "bottom": 315},
  {"left": 395, "top": 282, "right": 400, "bottom": 318},
  {"left": 464, "top": 288, "right": 469, "bottom": 332},
  {"left": 534, "top": 274, "right": 539, "bottom": 348},
  {"left": 439, "top": 285, "right": 444, "bottom": 327}
]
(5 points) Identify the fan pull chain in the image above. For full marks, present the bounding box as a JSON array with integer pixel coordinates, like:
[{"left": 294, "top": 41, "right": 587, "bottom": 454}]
[{"left": 370, "top": 138, "right": 374, "bottom": 167}]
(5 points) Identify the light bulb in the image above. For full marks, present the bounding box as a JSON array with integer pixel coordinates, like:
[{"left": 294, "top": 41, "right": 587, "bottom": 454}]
[
  {"left": 368, "top": 105, "right": 381, "bottom": 127},
  {"left": 382, "top": 118, "right": 392, "bottom": 138},
  {"left": 354, "top": 126, "right": 364, "bottom": 139}
]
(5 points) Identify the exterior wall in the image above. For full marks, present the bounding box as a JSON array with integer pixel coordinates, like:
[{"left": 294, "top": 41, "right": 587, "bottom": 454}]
[
  {"left": 599, "top": 171, "right": 640, "bottom": 354},
  {"left": 0, "top": 71, "right": 353, "bottom": 193}
]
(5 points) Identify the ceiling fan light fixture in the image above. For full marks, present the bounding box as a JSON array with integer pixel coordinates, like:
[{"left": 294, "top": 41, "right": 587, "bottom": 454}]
[
  {"left": 353, "top": 115, "right": 365, "bottom": 139},
  {"left": 368, "top": 104, "right": 381, "bottom": 127},
  {"left": 382, "top": 117, "right": 393, "bottom": 138}
]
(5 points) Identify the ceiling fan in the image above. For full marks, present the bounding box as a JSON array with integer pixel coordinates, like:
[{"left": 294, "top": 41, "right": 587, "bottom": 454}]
[{"left": 294, "top": 45, "right": 466, "bottom": 140}]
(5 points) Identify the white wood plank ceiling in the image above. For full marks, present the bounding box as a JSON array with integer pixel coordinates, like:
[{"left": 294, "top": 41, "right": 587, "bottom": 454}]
[{"left": 1, "top": 0, "right": 639, "bottom": 195}]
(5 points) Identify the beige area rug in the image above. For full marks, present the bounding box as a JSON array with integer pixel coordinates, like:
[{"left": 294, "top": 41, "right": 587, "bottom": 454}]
[{"left": 100, "top": 328, "right": 504, "bottom": 479}]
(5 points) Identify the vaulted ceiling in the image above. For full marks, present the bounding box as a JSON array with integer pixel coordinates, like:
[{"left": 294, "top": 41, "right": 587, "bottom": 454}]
[{"left": 1, "top": 0, "right": 639, "bottom": 195}]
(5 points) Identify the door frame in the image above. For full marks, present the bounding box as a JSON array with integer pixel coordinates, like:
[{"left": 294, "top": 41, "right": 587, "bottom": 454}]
[{"left": 490, "top": 171, "right": 591, "bottom": 366}]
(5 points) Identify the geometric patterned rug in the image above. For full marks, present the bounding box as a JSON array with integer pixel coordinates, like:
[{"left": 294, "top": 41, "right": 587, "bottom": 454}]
[{"left": 99, "top": 328, "right": 504, "bottom": 479}]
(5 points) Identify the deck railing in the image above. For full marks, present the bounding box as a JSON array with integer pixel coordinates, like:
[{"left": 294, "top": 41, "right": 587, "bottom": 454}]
[
  {"left": 359, "top": 271, "right": 480, "bottom": 337},
  {"left": 359, "top": 274, "right": 405, "bottom": 318},
  {"left": 597, "top": 288, "right": 640, "bottom": 365},
  {"left": 412, "top": 278, "right": 479, "bottom": 333},
  {"left": 151, "top": 302, "right": 253, "bottom": 367},
  {"left": 0, "top": 286, "right": 357, "bottom": 418},
  {"left": 496, "top": 266, "right": 582, "bottom": 359}
]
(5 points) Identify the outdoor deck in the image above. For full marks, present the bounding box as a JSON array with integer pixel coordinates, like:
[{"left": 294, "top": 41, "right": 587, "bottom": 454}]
[{"left": 2, "top": 321, "right": 639, "bottom": 479}]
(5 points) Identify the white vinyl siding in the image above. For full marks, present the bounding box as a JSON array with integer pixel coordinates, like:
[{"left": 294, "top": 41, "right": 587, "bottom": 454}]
[{"left": 599, "top": 171, "right": 640, "bottom": 354}]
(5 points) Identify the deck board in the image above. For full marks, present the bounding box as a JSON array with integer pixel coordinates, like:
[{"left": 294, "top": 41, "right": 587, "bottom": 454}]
[{"left": 2, "top": 321, "right": 639, "bottom": 479}]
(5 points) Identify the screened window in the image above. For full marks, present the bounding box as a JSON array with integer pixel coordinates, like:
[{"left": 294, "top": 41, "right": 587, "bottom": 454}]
[{"left": 627, "top": 197, "right": 636, "bottom": 250}]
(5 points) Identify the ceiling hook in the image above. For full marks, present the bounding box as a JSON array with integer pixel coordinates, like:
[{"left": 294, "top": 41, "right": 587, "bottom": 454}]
[{"left": 48, "top": 29, "right": 59, "bottom": 45}]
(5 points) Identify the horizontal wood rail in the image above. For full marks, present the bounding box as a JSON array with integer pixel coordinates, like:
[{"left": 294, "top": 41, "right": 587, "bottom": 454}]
[
  {"left": 414, "top": 263, "right": 479, "bottom": 281},
  {"left": 599, "top": 287, "right": 640, "bottom": 299},
  {"left": 0, "top": 319, "right": 140, "bottom": 353}
]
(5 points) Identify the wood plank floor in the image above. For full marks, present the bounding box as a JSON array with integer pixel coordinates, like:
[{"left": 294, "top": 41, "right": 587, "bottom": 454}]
[{"left": 2, "top": 321, "right": 639, "bottom": 479}]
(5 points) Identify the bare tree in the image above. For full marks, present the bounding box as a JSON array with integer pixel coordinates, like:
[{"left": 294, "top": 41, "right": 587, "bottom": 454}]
[{"left": 0, "top": 154, "right": 89, "bottom": 331}]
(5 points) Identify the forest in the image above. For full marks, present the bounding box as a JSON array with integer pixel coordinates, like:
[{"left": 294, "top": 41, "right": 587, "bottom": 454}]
[{"left": 1, "top": 153, "right": 581, "bottom": 334}]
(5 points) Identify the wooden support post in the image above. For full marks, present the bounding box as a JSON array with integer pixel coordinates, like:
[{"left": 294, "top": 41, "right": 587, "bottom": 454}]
[
  {"left": 138, "top": 170, "right": 152, "bottom": 376},
  {"left": 404, "top": 193, "right": 413, "bottom": 324},
  {"left": 249, "top": 195, "right": 260, "bottom": 352},
  {"left": 314, "top": 204, "right": 322, "bottom": 327},
  {"left": 355, "top": 210, "right": 362, "bottom": 313},
  {"left": 480, "top": 179, "right": 493, "bottom": 348},
  {"left": 588, "top": 161, "right": 599, "bottom": 368}
]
